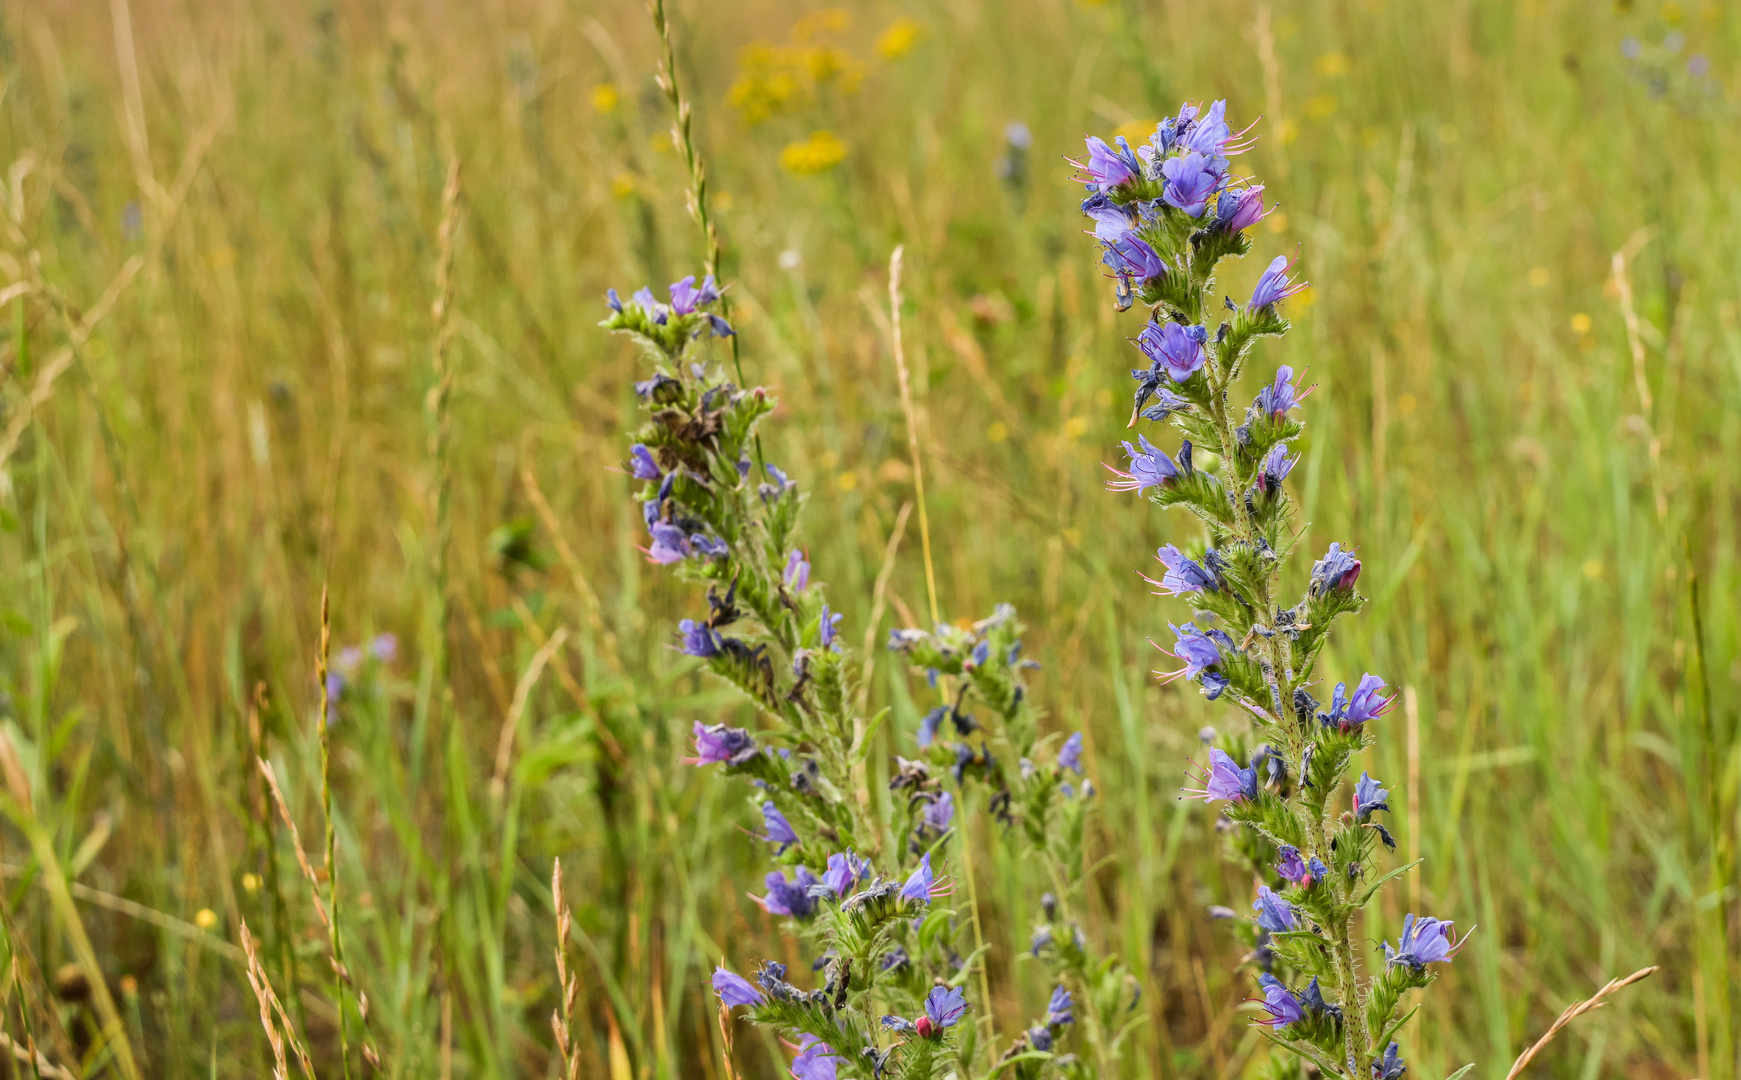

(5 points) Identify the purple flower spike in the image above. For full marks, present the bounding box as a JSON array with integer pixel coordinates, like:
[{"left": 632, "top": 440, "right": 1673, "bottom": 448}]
[
  {"left": 689, "top": 721, "right": 758, "bottom": 766},
  {"left": 760, "top": 801, "right": 799, "bottom": 851},
  {"left": 1183, "top": 748, "right": 1259, "bottom": 804},
  {"left": 1138, "top": 321, "right": 1208, "bottom": 383},
  {"left": 1384, "top": 914, "right": 1465, "bottom": 969},
  {"left": 1311, "top": 542, "right": 1362, "bottom": 595},
  {"left": 1058, "top": 732, "right": 1084, "bottom": 774},
  {"left": 628, "top": 444, "right": 662, "bottom": 481},
  {"left": 790, "top": 1036, "right": 843, "bottom": 1080},
  {"left": 1252, "top": 885, "right": 1297, "bottom": 932},
  {"left": 784, "top": 549, "right": 811, "bottom": 592},
  {"left": 1161, "top": 152, "right": 1220, "bottom": 217},
  {"left": 901, "top": 852, "right": 936, "bottom": 903},
  {"left": 1250, "top": 255, "right": 1309, "bottom": 309},
  {"left": 1105, "top": 434, "right": 1182, "bottom": 493},
  {"left": 1354, "top": 773, "right": 1391, "bottom": 820},
  {"left": 1148, "top": 545, "right": 1218, "bottom": 595},
  {"left": 1255, "top": 974, "right": 1303, "bottom": 1028},
  {"left": 824, "top": 850, "right": 871, "bottom": 897},
  {"left": 1079, "top": 136, "right": 1141, "bottom": 190},
  {"left": 713, "top": 966, "right": 764, "bottom": 1008},
  {"left": 677, "top": 619, "right": 722, "bottom": 658},
  {"left": 668, "top": 274, "right": 721, "bottom": 315}
]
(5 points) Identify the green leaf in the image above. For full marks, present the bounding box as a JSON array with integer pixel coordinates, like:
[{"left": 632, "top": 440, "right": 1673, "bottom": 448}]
[
  {"left": 1355, "top": 858, "right": 1424, "bottom": 908},
  {"left": 853, "top": 707, "right": 891, "bottom": 763},
  {"left": 1373, "top": 1003, "right": 1421, "bottom": 1054},
  {"left": 1260, "top": 1029, "right": 1345, "bottom": 1079},
  {"left": 1442, "top": 1065, "right": 1476, "bottom": 1080}
]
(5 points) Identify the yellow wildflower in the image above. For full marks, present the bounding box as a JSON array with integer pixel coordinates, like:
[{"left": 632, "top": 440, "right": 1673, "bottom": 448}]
[{"left": 780, "top": 131, "right": 847, "bottom": 175}]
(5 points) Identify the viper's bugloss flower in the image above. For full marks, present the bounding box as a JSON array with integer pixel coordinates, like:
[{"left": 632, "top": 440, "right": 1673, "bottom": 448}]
[
  {"left": 820, "top": 603, "right": 842, "bottom": 650},
  {"left": 824, "top": 850, "right": 872, "bottom": 897},
  {"left": 1138, "top": 321, "right": 1209, "bottom": 383},
  {"left": 1149, "top": 544, "right": 1219, "bottom": 595},
  {"left": 629, "top": 444, "right": 662, "bottom": 481},
  {"left": 923, "top": 986, "right": 970, "bottom": 1033},
  {"left": 1252, "top": 886, "right": 1297, "bottom": 932},
  {"left": 1106, "top": 434, "right": 1182, "bottom": 493},
  {"left": 629, "top": 287, "right": 668, "bottom": 324},
  {"left": 1250, "top": 255, "right": 1308, "bottom": 310},
  {"left": 1106, "top": 234, "right": 1168, "bottom": 286},
  {"left": 921, "top": 791, "right": 956, "bottom": 833},
  {"left": 1029, "top": 1026, "right": 1054, "bottom": 1051},
  {"left": 790, "top": 1035, "right": 843, "bottom": 1080},
  {"left": 1275, "top": 845, "right": 1317, "bottom": 887},
  {"left": 1299, "top": 977, "right": 1342, "bottom": 1019},
  {"left": 1184, "top": 748, "right": 1259, "bottom": 803},
  {"left": 1161, "top": 622, "right": 1232, "bottom": 698},
  {"left": 646, "top": 522, "right": 691, "bottom": 564},
  {"left": 1385, "top": 914, "right": 1465, "bottom": 969},
  {"left": 1255, "top": 974, "right": 1303, "bottom": 1028},
  {"left": 677, "top": 619, "right": 722, "bottom": 658},
  {"left": 1030, "top": 925, "right": 1053, "bottom": 956},
  {"left": 784, "top": 549, "right": 811, "bottom": 592},
  {"left": 1354, "top": 772, "right": 1391, "bottom": 820},
  {"left": 1311, "top": 542, "right": 1362, "bottom": 595},
  {"left": 902, "top": 852, "right": 936, "bottom": 902},
  {"left": 1059, "top": 732, "right": 1084, "bottom": 773},
  {"left": 1179, "top": 98, "right": 1253, "bottom": 158},
  {"left": 688, "top": 722, "right": 759, "bottom": 766},
  {"left": 1078, "top": 136, "right": 1141, "bottom": 190},
  {"left": 1048, "top": 985, "right": 1075, "bottom": 1026},
  {"left": 1372, "top": 1042, "right": 1407, "bottom": 1080},
  {"left": 760, "top": 463, "right": 795, "bottom": 502},
  {"left": 754, "top": 867, "right": 820, "bottom": 917},
  {"left": 917, "top": 706, "right": 949, "bottom": 748},
  {"left": 606, "top": 288, "right": 625, "bottom": 313},
  {"left": 759, "top": 801, "right": 799, "bottom": 851},
  {"left": 668, "top": 274, "right": 721, "bottom": 315},
  {"left": 1215, "top": 185, "right": 1268, "bottom": 232},
  {"left": 1320, "top": 673, "right": 1396, "bottom": 731},
  {"left": 1253, "top": 365, "right": 1308, "bottom": 420},
  {"left": 1260, "top": 443, "right": 1297, "bottom": 492},
  {"left": 713, "top": 966, "right": 764, "bottom": 1007},
  {"left": 1082, "top": 192, "right": 1137, "bottom": 243},
  {"left": 1161, "top": 152, "right": 1219, "bottom": 217},
  {"left": 692, "top": 534, "right": 729, "bottom": 557},
  {"left": 707, "top": 313, "right": 735, "bottom": 337}
]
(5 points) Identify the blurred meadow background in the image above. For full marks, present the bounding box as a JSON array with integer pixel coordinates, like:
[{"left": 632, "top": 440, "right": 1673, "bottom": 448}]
[{"left": 0, "top": 0, "right": 1736, "bottom": 1076}]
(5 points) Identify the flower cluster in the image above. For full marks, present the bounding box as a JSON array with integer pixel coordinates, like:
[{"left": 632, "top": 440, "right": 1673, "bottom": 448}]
[{"left": 1077, "top": 101, "right": 1462, "bottom": 1079}]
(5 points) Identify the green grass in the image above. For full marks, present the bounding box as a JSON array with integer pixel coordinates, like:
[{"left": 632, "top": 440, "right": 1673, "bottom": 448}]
[{"left": 0, "top": 0, "right": 1735, "bottom": 1076}]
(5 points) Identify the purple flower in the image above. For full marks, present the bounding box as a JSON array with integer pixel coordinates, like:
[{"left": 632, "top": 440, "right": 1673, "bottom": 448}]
[
  {"left": 1047, "top": 985, "right": 1074, "bottom": 1026},
  {"left": 921, "top": 791, "right": 955, "bottom": 833},
  {"left": 1215, "top": 185, "right": 1268, "bottom": 232},
  {"left": 1167, "top": 622, "right": 1226, "bottom": 681},
  {"left": 713, "top": 966, "right": 764, "bottom": 1008},
  {"left": 628, "top": 444, "right": 662, "bottom": 481},
  {"left": 370, "top": 633, "right": 398, "bottom": 663},
  {"left": 1384, "top": 914, "right": 1464, "bottom": 969},
  {"left": 630, "top": 287, "right": 668, "bottom": 324},
  {"left": 1137, "top": 321, "right": 1208, "bottom": 383},
  {"left": 1161, "top": 152, "right": 1220, "bottom": 217},
  {"left": 1354, "top": 773, "right": 1391, "bottom": 820},
  {"left": 606, "top": 288, "right": 625, "bottom": 313},
  {"left": 753, "top": 867, "right": 820, "bottom": 918},
  {"left": 645, "top": 522, "right": 691, "bottom": 565},
  {"left": 1082, "top": 193, "right": 1137, "bottom": 242},
  {"left": 1028, "top": 1026, "right": 1054, "bottom": 1051},
  {"left": 784, "top": 549, "right": 811, "bottom": 592},
  {"left": 1275, "top": 846, "right": 1326, "bottom": 889},
  {"left": 1250, "top": 255, "right": 1308, "bottom": 309},
  {"left": 1078, "top": 136, "right": 1141, "bottom": 190},
  {"left": 708, "top": 313, "right": 735, "bottom": 337},
  {"left": 759, "top": 801, "right": 799, "bottom": 851},
  {"left": 1260, "top": 444, "right": 1297, "bottom": 492},
  {"left": 790, "top": 1036, "right": 843, "bottom": 1080},
  {"left": 1255, "top": 974, "right": 1303, "bottom": 1028},
  {"left": 1311, "top": 542, "right": 1362, "bottom": 595},
  {"left": 1105, "top": 235, "right": 1168, "bottom": 285},
  {"left": 1030, "top": 925, "right": 1053, "bottom": 956},
  {"left": 1253, "top": 365, "right": 1307, "bottom": 420},
  {"left": 820, "top": 604, "right": 842, "bottom": 650},
  {"left": 1372, "top": 1042, "right": 1407, "bottom": 1080},
  {"left": 1183, "top": 748, "right": 1259, "bottom": 804},
  {"left": 691, "top": 534, "right": 729, "bottom": 558},
  {"left": 1252, "top": 886, "right": 1297, "bottom": 932},
  {"left": 1320, "top": 673, "right": 1396, "bottom": 731},
  {"left": 916, "top": 706, "right": 950, "bottom": 748},
  {"left": 689, "top": 721, "right": 759, "bottom": 766},
  {"left": 1148, "top": 545, "right": 1218, "bottom": 595},
  {"left": 668, "top": 274, "right": 721, "bottom": 315},
  {"left": 923, "top": 985, "right": 970, "bottom": 1032},
  {"left": 1105, "top": 434, "right": 1182, "bottom": 493},
  {"left": 901, "top": 852, "right": 936, "bottom": 903},
  {"left": 1058, "top": 732, "right": 1084, "bottom": 774},
  {"left": 1179, "top": 100, "right": 1232, "bottom": 156},
  {"left": 824, "top": 851, "right": 871, "bottom": 897},
  {"left": 324, "top": 672, "right": 344, "bottom": 703},
  {"left": 677, "top": 619, "right": 722, "bottom": 658}
]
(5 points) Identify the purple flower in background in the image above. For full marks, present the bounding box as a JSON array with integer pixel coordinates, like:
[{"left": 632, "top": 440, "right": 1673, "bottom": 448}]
[
  {"left": 1105, "top": 434, "right": 1182, "bottom": 493},
  {"left": 759, "top": 801, "right": 799, "bottom": 851},
  {"left": 337, "top": 646, "right": 363, "bottom": 675},
  {"left": 1311, "top": 542, "right": 1362, "bottom": 596},
  {"left": 677, "top": 619, "right": 722, "bottom": 658},
  {"left": 668, "top": 274, "right": 721, "bottom": 315},
  {"left": 1148, "top": 545, "right": 1218, "bottom": 595},
  {"left": 1106, "top": 235, "right": 1168, "bottom": 286},
  {"left": 1260, "top": 443, "right": 1297, "bottom": 492},
  {"left": 753, "top": 867, "right": 820, "bottom": 918},
  {"left": 370, "top": 633, "right": 398, "bottom": 663},
  {"left": 629, "top": 444, "right": 662, "bottom": 481},
  {"left": 1058, "top": 732, "right": 1084, "bottom": 774},
  {"left": 1253, "top": 365, "right": 1307, "bottom": 420},
  {"left": 820, "top": 604, "right": 842, "bottom": 650},
  {"left": 1047, "top": 985, "right": 1074, "bottom": 1026},
  {"left": 1030, "top": 925, "right": 1053, "bottom": 956},
  {"left": 1250, "top": 255, "right": 1308, "bottom": 309},
  {"left": 1161, "top": 152, "right": 1219, "bottom": 217},
  {"left": 1183, "top": 748, "right": 1259, "bottom": 804},
  {"left": 1372, "top": 1042, "right": 1407, "bottom": 1080},
  {"left": 790, "top": 1036, "right": 843, "bottom": 1080},
  {"left": 1320, "top": 673, "right": 1396, "bottom": 731},
  {"left": 1215, "top": 185, "right": 1268, "bottom": 232},
  {"left": 784, "top": 549, "right": 811, "bottom": 592},
  {"left": 1385, "top": 914, "right": 1464, "bottom": 969},
  {"left": 921, "top": 791, "right": 955, "bottom": 833},
  {"left": 1354, "top": 773, "right": 1391, "bottom": 820},
  {"left": 824, "top": 850, "right": 871, "bottom": 897},
  {"left": 1252, "top": 886, "right": 1297, "bottom": 932},
  {"left": 1028, "top": 1026, "right": 1054, "bottom": 1051},
  {"left": 324, "top": 672, "right": 345, "bottom": 703},
  {"left": 901, "top": 853, "right": 936, "bottom": 903},
  {"left": 1255, "top": 974, "right": 1303, "bottom": 1028},
  {"left": 713, "top": 966, "right": 764, "bottom": 1007},
  {"left": 1078, "top": 135, "right": 1141, "bottom": 189},
  {"left": 689, "top": 721, "right": 759, "bottom": 766},
  {"left": 1138, "top": 321, "right": 1208, "bottom": 383},
  {"left": 917, "top": 706, "right": 949, "bottom": 748}
]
